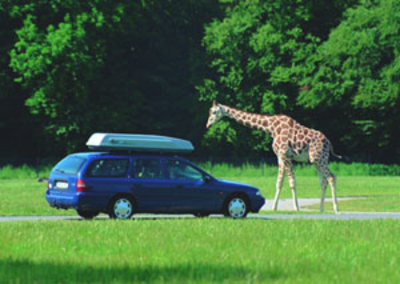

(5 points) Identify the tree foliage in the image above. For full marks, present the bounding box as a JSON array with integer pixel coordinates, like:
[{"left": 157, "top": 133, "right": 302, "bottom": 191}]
[
  {"left": 6, "top": 0, "right": 220, "bottom": 153},
  {"left": 0, "top": 0, "right": 399, "bottom": 163},
  {"left": 198, "top": 0, "right": 357, "bottom": 156},
  {"left": 298, "top": 0, "right": 400, "bottom": 161}
]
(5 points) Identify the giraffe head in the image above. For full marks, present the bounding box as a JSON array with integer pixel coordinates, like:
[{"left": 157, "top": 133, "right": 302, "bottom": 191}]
[{"left": 206, "top": 100, "right": 225, "bottom": 128}]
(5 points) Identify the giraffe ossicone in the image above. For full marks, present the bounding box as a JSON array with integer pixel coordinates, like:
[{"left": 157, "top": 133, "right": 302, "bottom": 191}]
[{"left": 206, "top": 101, "right": 341, "bottom": 214}]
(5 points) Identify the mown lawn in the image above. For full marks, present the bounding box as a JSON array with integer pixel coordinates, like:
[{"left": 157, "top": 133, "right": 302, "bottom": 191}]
[
  {"left": 0, "top": 179, "right": 71, "bottom": 216},
  {"left": 230, "top": 175, "right": 400, "bottom": 212},
  {"left": 307, "top": 196, "right": 400, "bottom": 213},
  {"left": 0, "top": 219, "right": 399, "bottom": 283},
  {"left": 0, "top": 175, "right": 399, "bottom": 216}
]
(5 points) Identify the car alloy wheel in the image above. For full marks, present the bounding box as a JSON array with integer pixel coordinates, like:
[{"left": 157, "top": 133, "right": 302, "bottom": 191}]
[
  {"left": 111, "top": 197, "right": 134, "bottom": 220},
  {"left": 227, "top": 197, "right": 247, "bottom": 218}
]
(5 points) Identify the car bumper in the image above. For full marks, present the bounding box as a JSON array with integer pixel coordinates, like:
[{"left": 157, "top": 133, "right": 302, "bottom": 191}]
[
  {"left": 45, "top": 190, "right": 109, "bottom": 212},
  {"left": 251, "top": 196, "right": 265, "bottom": 212}
]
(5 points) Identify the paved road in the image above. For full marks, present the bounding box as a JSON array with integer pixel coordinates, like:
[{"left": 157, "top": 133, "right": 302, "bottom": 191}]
[
  {"left": 1, "top": 212, "right": 400, "bottom": 222},
  {"left": 261, "top": 197, "right": 365, "bottom": 211},
  {"left": 1, "top": 198, "right": 398, "bottom": 223}
]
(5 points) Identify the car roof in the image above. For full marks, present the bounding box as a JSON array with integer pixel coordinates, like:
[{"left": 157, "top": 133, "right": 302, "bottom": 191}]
[{"left": 69, "top": 152, "right": 190, "bottom": 161}]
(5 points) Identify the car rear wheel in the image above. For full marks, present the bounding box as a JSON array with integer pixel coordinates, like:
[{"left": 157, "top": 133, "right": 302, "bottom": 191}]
[
  {"left": 108, "top": 196, "right": 135, "bottom": 220},
  {"left": 194, "top": 213, "right": 209, "bottom": 218},
  {"left": 223, "top": 195, "right": 249, "bottom": 219},
  {"left": 77, "top": 209, "right": 99, "bottom": 220}
]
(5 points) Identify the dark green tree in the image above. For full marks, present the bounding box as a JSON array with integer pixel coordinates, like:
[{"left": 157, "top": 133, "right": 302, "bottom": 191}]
[
  {"left": 198, "top": 0, "right": 357, "bottom": 157},
  {"left": 298, "top": 0, "right": 400, "bottom": 162},
  {"left": 0, "top": 0, "right": 43, "bottom": 159},
  {"left": 8, "top": 0, "right": 221, "bottom": 154},
  {"left": 8, "top": 0, "right": 134, "bottom": 153}
]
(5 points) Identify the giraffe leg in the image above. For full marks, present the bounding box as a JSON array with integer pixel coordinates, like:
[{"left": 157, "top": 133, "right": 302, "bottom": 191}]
[
  {"left": 310, "top": 139, "right": 339, "bottom": 213},
  {"left": 284, "top": 160, "right": 299, "bottom": 211},
  {"left": 272, "top": 159, "right": 285, "bottom": 211},
  {"left": 322, "top": 166, "right": 339, "bottom": 214},
  {"left": 316, "top": 166, "right": 328, "bottom": 212},
  {"left": 327, "top": 172, "right": 339, "bottom": 214}
]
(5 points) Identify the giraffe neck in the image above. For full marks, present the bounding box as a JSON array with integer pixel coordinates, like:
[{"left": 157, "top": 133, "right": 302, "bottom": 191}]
[{"left": 220, "top": 105, "right": 274, "bottom": 134}]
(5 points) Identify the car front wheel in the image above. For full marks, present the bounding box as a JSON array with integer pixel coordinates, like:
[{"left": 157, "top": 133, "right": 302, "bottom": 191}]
[
  {"left": 223, "top": 195, "right": 249, "bottom": 219},
  {"left": 108, "top": 196, "right": 135, "bottom": 220}
]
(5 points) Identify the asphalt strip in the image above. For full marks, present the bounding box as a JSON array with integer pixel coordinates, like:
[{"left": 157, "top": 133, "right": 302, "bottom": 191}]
[{"left": 1, "top": 212, "right": 400, "bottom": 222}]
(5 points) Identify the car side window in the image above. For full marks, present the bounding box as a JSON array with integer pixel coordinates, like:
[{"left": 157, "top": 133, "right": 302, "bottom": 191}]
[
  {"left": 133, "top": 159, "right": 164, "bottom": 179},
  {"left": 165, "top": 160, "right": 203, "bottom": 181},
  {"left": 86, "top": 159, "right": 129, "bottom": 178}
]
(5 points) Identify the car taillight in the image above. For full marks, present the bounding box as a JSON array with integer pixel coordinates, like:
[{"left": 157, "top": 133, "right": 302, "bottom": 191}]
[{"left": 76, "top": 179, "right": 87, "bottom": 192}]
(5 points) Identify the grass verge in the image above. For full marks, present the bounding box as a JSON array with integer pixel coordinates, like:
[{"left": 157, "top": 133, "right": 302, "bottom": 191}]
[
  {"left": 307, "top": 195, "right": 400, "bottom": 213},
  {"left": 0, "top": 219, "right": 399, "bottom": 283},
  {"left": 0, "top": 176, "right": 399, "bottom": 216},
  {"left": 0, "top": 179, "right": 71, "bottom": 216}
]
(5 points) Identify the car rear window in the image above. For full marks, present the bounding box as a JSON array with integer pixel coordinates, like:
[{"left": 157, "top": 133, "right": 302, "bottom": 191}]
[
  {"left": 54, "top": 156, "right": 86, "bottom": 175},
  {"left": 86, "top": 159, "right": 129, "bottom": 177},
  {"left": 132, "top": 159, "right": 164, "bottom": 179}
]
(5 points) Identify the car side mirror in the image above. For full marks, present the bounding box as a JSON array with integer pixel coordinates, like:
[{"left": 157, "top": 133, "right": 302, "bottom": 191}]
[{"left": 203, "top": 175, "right": 212, "bottom": 184}]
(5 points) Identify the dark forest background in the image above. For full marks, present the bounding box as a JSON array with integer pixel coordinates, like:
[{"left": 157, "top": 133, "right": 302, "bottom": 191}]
[{"left": 1, "top": 0, "right": 399, "bottom": 164}]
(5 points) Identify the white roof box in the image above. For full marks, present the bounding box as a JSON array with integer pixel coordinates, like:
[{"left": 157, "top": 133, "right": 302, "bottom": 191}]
[{"left": 86, "top": 133, "right": 194, "bottom": 153}]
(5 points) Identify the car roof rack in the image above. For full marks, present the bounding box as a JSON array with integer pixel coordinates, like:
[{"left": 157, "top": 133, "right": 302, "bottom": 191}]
[{"left": 86, "top": 133, "right": 194, "bottom": 154}]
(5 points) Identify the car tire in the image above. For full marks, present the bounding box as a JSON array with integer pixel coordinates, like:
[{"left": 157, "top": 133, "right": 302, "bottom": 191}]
[
  {"left": 108, "top": 195, "right": 135, "bottom": 220},
  {"left": 223, "top": 195, "right": 249, "bottom": 219},
  {"left": 77, "top": 209, "right": 99, "bottom": 220},
  {"left": 194, "top": 213, "right": 209, "bottom": 218}
]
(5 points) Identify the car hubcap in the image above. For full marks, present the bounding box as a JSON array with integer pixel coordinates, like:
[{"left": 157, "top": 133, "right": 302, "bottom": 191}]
[
  {"left": 228, "top": 198, "right": 246, "bottom": 218},
  {"left": 114, "top": 198, "right": 132, "bottom": 219}
]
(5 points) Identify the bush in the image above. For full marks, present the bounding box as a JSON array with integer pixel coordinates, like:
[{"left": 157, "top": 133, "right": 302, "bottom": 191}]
[{"left": 0, "top": 165, "right": 52, "bottom": 180}]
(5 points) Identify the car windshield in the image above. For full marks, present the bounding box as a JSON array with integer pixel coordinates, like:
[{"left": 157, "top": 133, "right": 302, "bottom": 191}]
[{"left": 54, "top": 156, "right": 86, "bottom": 175}]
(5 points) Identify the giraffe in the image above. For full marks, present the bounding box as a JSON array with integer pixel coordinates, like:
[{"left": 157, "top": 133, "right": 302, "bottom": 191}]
[{"left": 206, "top": 100, "right": 341, "bottom": 214}]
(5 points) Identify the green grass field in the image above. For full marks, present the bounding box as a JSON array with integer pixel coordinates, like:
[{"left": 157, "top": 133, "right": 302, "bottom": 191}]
[
  {"left": 0, "top": 164, "right": 399, "bottom": 283},
  {"left": 0, "top": 179, "right": 71, "bottom": 216},
  {"left": 0, "top": 175, "right": 399, "bottom": 216},
  {"left": 0, "top": 219, "right": 399, "bottom": 283}
]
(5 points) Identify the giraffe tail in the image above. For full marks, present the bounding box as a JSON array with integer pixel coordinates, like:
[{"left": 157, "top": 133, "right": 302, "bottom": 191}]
[{"left": 329, "top": 143, "right": 342, "bottom": 159}]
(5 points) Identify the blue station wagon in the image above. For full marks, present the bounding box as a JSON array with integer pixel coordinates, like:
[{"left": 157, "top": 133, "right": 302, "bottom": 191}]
[
  {"left": 46, "top": 133, "right": 265, "bottom": 219},
  {"left": 45, "top": 153, "right": 265, "bottom": 219}
]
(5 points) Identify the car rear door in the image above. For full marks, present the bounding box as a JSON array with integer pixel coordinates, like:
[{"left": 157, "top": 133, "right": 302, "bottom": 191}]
[
  {"left": 83, "top": 157, "right": 131, "bottom": 208},
  {"left": 130, "top": 157, "right": 180, "bottom": 213}
]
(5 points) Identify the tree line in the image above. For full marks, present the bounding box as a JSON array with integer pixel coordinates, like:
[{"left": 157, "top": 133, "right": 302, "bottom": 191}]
[{"left": 0, "top": 0, "right": 399, "bottom": 163}]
